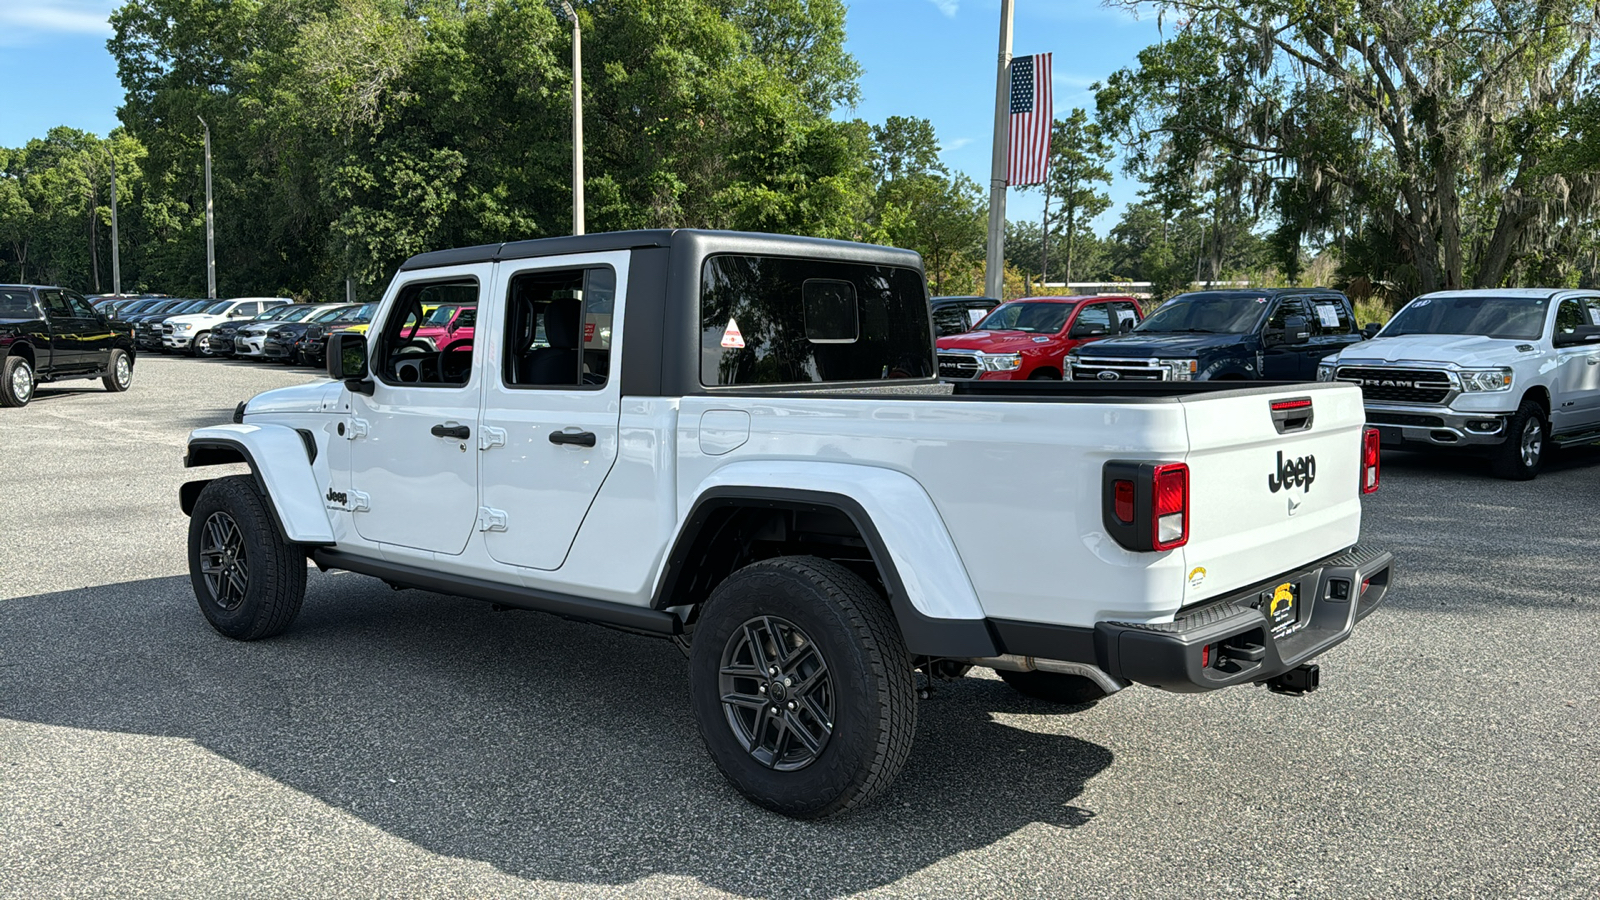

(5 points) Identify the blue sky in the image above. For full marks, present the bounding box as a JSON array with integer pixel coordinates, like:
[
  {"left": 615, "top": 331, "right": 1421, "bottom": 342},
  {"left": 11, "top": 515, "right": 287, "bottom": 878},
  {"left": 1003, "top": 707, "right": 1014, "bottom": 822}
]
[{"left": 0, "top": 0, "right": 1164, "bottom": 234}]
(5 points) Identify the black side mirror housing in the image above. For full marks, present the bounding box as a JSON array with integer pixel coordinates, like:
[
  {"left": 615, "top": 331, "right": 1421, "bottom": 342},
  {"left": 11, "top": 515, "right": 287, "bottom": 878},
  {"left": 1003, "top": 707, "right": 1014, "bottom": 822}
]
[
  {"left": 1553, "top": 325, "right": 1600, "bottom": 348},
  {"left": 1284, "top": 315, "right": 1311, "bottom": 343},
  {"left": 1362, "top": 322, "right": 1382, "bottom": 339},
  {"left": 1069, "top": 324, "right": 1107, "bottom": 338},
  {"left": 328, "top": 332, "right": 373, "bottom": 393}
]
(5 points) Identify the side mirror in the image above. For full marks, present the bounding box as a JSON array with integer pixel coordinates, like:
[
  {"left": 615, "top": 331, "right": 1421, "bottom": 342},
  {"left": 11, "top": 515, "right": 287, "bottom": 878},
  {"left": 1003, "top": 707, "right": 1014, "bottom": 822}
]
[
  {"left": 1362, "top": 322, "right": 1382, "bottom": 339},
  {"left": 1284, "top": 315, "right": 1311, "bottom": 343},
  {"left": 1552, "top": 325, "right": 1600, "bottom": 348},
  {"left": 1069, "top": 323, "right": 1107, "bottom": 338},
  {"left": 327, "top": 332, "right": 373, "bottom": 393}
]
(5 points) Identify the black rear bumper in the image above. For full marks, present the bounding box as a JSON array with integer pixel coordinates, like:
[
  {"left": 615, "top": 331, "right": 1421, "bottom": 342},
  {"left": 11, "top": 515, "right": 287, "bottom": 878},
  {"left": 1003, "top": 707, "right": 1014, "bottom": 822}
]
[{"left": 989, "top": 545, "right": 1393, "bottom": 693}]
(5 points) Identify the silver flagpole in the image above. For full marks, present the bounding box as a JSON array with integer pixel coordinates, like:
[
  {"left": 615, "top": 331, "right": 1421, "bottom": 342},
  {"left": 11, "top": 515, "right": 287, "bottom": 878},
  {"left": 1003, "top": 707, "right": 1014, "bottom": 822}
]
[{"left": 984, "top": 0, "right": 1014, "bottom": 299}]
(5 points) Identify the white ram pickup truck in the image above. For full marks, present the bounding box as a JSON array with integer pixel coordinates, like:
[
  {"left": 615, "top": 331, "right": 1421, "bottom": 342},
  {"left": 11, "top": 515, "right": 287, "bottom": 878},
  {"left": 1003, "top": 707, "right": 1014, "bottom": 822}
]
[
  {"left": 1318, "top": 288, "right": 1600, "bottom": 479},
  {"left": 179, "top": 230, "right": 1392, "bottom": 817},
  {"left": 162, "top": 297, "right": 289, "bottom": 356}
]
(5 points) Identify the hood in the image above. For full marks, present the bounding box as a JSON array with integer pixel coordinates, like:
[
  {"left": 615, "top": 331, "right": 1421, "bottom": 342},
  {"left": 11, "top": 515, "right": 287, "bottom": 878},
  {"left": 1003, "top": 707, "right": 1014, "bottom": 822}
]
[
  {"left": 243, "top": 381, "right": 343, "bottom": 416},
  {"left": 1333, "top": 333, "right": 1535, "bottom": 366},
  {"left": 1073, "top": 330, "right": 1249, "bottom": 358},
  {"left": 937, "top": 330, "right": 1060, "bottom": 353},
  {"left": 165, "top": 313, "right": 222, "bottom": 326}
]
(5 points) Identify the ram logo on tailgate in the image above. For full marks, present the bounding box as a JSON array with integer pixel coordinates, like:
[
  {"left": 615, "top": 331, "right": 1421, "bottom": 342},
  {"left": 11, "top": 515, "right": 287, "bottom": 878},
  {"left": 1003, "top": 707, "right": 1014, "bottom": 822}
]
[{"left": 1268, "top": 451, "right": 1316, "bottom": 493}]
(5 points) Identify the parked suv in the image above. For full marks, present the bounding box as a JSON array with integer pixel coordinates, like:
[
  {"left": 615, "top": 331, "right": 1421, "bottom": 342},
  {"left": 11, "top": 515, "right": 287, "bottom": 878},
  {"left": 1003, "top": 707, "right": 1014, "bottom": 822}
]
[
  {"left": 131, "top": 299, "right": 209, "bottom": 351},
  {"left": 937, "top": 295, "right": 1142, "bottom": 380},
  {"left": 205, "top": 303, "right": 313, "bottom": 357},
  {"left": 1, "top": 284, "right": 137, "bottom": 406},
  {"left": 163, "top": 297, "right": 290, "bottom": 356},
  {"left": 1319, "top": 288, "right": 1600, "bottom": 479},
  {"left": 180, "top": 229, "right": 1391, "bottom": 818},
  {"left": 1068, "top": 289, "right": 1365, "bottom": 382},
  {"left": 233, "top": 304, "right": 328, "bottom": 359}
]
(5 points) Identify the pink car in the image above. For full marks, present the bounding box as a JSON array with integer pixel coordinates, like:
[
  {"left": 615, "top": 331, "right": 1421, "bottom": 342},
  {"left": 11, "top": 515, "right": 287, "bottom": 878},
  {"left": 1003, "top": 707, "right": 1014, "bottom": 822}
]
[{"left": 410, "top": 304, "right": 476, "bottom": 352}]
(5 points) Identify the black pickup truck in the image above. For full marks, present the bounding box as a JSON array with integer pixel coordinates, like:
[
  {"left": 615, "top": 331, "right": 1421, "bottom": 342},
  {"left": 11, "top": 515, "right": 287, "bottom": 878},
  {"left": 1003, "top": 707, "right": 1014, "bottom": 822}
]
[{"left": 0, "top": 284, "right": 137, "bottom": 407}]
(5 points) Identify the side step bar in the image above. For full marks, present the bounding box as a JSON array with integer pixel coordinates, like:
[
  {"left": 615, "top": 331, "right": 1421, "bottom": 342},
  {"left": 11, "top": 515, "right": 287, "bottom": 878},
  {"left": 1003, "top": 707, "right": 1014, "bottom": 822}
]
[{"left": 309, "top": 548, "right": 683, "bottom": 637}]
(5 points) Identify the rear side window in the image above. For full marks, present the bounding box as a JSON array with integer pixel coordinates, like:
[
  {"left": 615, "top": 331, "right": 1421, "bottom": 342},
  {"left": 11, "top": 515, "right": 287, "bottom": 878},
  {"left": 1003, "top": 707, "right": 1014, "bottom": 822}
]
[
  {"left": 1309, "top": 297, "right": 1353, "bottom": 335},
  {"left": 700, "top": 255, "right": 934, "bottom": 386},
  {"left": 0, "top": 289, "right": 35, "bottom": 317}
]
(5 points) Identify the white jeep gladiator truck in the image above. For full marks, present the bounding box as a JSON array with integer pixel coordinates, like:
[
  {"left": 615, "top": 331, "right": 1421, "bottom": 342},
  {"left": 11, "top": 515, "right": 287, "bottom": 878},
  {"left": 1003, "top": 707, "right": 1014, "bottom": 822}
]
[
  {"left": 179, "top": 230, "right": 1392, "bottom": 817},
  {"left": 1318, "top": 288, "right": 1600, "bottom": 479}
]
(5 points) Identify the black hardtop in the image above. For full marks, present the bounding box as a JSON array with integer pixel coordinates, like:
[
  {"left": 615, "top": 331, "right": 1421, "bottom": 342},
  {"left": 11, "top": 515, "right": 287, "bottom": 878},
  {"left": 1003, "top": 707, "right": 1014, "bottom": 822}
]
[{"left": 398, "top": 229, "right": 922, "bottom": 272}]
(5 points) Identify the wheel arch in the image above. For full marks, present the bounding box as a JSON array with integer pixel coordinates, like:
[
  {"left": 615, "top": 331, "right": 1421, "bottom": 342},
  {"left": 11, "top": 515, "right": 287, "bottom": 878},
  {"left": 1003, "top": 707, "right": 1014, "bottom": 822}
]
[
  {"left": 6, "top": 340, "right": 36, "bottom": 366},
  {"left": 184, "top": 424, "right": 335, "bottom": 545},
  {"left": 656, "top": 472, "right": 996, "bottom": 658},
  {"left": 1521, "top": 384, "right": 1552, "bottom": 418}
]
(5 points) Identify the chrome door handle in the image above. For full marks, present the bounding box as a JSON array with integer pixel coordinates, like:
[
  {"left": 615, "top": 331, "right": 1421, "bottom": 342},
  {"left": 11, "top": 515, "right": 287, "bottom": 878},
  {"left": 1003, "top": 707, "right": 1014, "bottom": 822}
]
[
  {"left": 549, "top": 430, "right": 596, "bottom": 447},
  {"left": 431, "top": 423, "right": 471, "bottom": 439}
]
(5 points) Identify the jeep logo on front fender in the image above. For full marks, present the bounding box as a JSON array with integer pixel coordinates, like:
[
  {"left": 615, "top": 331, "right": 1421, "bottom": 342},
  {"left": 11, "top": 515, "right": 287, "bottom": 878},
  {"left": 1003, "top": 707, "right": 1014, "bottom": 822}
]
[
  {"left": 1268, "top": 451, "right": 1316, "bottom": 493},
  {"left": 326, "top": 487, "right": 348, "bottom": 506}
]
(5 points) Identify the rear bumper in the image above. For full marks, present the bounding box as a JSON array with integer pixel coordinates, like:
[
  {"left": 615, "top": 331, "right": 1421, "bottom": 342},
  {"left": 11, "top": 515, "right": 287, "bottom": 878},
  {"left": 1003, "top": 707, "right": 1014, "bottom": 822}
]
[{"left": 986, "top": 545, "right": 1394, "bottom": 693}]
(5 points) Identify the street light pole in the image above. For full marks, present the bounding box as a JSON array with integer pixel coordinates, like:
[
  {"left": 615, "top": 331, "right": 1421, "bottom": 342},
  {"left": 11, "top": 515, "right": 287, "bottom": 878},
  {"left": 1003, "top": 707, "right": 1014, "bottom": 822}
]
[
  {"left": 198, "top": 116, "right": 216, "bottom": 298},
  {"left": 108, "top": 149, "right": 121, "bottom": 296},
  {"left": 984, "top": 0, "right": 1015, "bottom": 300},
  {"left": 558, "top": 1, "right": 584, "bottom": 236}
]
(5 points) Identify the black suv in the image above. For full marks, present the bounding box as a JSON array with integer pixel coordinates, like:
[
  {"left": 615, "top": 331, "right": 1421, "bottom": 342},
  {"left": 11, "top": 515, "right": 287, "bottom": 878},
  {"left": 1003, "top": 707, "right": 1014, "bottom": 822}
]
[
  {"left": 1, "top": 284, "right": 137, "bottom": 406},
  {"left": 1067, "top": 288, "right": 1368, "bottom": 382}
]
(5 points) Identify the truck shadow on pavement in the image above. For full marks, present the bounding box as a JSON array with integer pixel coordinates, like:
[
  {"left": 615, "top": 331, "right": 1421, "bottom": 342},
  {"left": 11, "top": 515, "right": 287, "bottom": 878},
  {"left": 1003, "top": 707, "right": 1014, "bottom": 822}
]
[{"left": 0, "top": 572, "right": 1112, "bottom": 897}]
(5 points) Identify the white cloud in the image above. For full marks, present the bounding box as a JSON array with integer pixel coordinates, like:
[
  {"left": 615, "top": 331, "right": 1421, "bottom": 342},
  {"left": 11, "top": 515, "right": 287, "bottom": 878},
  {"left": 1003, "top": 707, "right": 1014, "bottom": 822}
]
[
  {"left": 944, "top": 137, "right": 974, "bottom": 152},
  {"left": 926, "top": 0, "right": 959, "bottom": 18},
  {"left": 0, "top": 1, "right": 116, "bottom": 38}
]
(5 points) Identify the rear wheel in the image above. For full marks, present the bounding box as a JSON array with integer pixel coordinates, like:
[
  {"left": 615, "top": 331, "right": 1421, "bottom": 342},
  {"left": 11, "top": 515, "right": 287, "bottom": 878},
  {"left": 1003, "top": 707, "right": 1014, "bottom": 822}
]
[
  {"left": 1, "top": 356, "right": 35, "bottom": 407},
  {"left": 102, "top": 349, "right": 133, "bottom": 392},
  {"left": 689, "top": 556, "right": 916, "bottom": 818},
  {"left": 187, "top": 476, "right": 306, "bottom": 640},
  {"left": 1491, "top": 400, "right": 1545, "bottom": 480},
  {"left": 996, "top": 669, "right": 1109, "bottom": 705}
]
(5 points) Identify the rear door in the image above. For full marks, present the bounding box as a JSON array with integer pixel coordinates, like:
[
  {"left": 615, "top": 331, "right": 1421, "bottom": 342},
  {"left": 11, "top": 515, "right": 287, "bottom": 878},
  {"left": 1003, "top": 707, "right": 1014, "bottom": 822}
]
[
  {"left": 65, "top": 291, "right": 116, "bottom": 370},
  {"left": 1178, "top": 383, "right": 1366, "bottom": 606},
  {"left": 477, "top": 252, "right": 627, "bottom": 571}
]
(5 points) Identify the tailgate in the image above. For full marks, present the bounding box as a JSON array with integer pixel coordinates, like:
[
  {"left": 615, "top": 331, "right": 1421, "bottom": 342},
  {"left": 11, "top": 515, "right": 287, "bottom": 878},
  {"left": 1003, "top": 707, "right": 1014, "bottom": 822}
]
[{"left": 1177, "top": 382, "right": 1365, "bottom": 605}]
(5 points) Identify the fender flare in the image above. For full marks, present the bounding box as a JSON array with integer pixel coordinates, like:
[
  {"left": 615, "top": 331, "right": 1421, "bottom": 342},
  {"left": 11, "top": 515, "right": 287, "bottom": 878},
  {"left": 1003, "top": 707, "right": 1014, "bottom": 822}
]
[
  {"left": 660, "top": 461, "right": 997, "bottom": 658},
  {"left": 184, "top": 424, "right": 335, "bottom": 545}
]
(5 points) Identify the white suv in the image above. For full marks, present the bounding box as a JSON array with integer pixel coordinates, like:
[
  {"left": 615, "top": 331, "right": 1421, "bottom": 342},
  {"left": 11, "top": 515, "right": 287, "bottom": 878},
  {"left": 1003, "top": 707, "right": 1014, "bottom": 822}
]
[
  {"left": 163, "top": 298, "right": 289, "bottom": 356},
  {"left": 1319, "top": 288, "right": 1600, "bottom": 479}
]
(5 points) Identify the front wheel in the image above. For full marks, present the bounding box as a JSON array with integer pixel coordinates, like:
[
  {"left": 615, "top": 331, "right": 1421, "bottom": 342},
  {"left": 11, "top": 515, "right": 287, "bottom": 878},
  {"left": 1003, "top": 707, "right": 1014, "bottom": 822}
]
[
  {"left": 1, "top": 356, "right": 35, "bottom": 407},
  {"left": 191, "top": 332, "right": 213, "bottom": 357},
  {"left": 689, "top": 556, "right": 916, "bottom": 818},
  {"left": 1491, "top": 401, "right": 1546, "bottom": 480},
  {"left": 102, "top": 349, "right": 133, "bottom": 392},
  {"left": 187, "top": 476, "right": 306, "bottom": 640}
]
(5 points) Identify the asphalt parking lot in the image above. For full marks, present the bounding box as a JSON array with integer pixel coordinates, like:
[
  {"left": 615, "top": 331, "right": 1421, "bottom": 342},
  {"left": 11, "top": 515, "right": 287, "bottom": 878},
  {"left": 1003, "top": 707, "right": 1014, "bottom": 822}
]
[{"left": 2, "top": 354, "right": 1597, "bottom": 898}]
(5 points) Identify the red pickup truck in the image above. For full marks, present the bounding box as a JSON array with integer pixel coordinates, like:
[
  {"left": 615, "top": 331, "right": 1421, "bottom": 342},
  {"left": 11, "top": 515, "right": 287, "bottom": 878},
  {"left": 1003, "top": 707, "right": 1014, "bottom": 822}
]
[{"left": 936, "top": 294, "right": 1143, "bottom": 380}]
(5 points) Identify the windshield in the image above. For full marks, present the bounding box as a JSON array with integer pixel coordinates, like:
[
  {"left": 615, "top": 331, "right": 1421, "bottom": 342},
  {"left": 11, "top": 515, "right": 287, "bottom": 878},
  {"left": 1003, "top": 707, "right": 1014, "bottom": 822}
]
[
  {"left": 425, "top": 305, "right": 458, "bottom": 326},
  {"left": 1136, "top": 292, "right": 1268, "bottom": 334},
  {"left": 974, "top": 301, "right": 1074, "bottom": 334},
  {"left": 199, "top": 300, "right": 232, "bottom": 314},
  {"left": 171, "top": 300, "right": 211, "bottom": 314},
  {"left": 278, "top": 306, "right": 319, "bottom": 322},
  {"left": 1382, "top": 295, "right": 1548, "bottom": 340},
  {"left": 117, "top": 300, "right": 155, "bottom": 315},
  {"left": 253, "top": 306, "right": 290, "bottom": 321}
]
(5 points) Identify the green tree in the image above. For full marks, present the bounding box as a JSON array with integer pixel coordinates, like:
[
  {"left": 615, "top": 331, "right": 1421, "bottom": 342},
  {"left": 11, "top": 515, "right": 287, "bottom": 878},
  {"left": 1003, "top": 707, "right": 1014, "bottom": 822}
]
[
  {"left": 1099, "top": 0, "right": 1600, "bottom": 294},
  {"left": 865, "top": 116, "right": 985, "bottom": 293},
  {"left": 1040, "top": 109, "right": 1112, "bottom": 283}
]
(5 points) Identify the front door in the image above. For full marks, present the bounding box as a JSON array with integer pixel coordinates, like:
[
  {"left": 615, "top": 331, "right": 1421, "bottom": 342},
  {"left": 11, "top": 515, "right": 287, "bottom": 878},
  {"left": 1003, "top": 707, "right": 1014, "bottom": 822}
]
[
  {"left": 478, "top": 253, "right": 627, "bottom": 571},
  {"left": 348, "top": 266, "right": 489, "bottom": 555},
  {"left": 1261, "top": 297, "right": 1312, "bottom": 379},
  {"left": 36, "top": 289, "right": 93, "bottom": 372},
  {"left": 1551, "top": 296, "right": 1600, "bottom": 433}
]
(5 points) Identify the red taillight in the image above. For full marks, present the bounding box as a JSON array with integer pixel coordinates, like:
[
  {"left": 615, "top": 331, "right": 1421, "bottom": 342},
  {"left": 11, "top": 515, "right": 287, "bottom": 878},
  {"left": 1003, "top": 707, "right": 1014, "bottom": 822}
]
[
  {"left": 1361, "top": 426, "right": 1381, "bottom": 494},
  {"left": 1151, "top": 463, "right": 1188, "bottom": 550},
  {"left": 1113, "top": 480, "right": 1135, "bottom": 524},
  {"left": 1270, "top": 398, "right": 1313, "bottom": 411}
]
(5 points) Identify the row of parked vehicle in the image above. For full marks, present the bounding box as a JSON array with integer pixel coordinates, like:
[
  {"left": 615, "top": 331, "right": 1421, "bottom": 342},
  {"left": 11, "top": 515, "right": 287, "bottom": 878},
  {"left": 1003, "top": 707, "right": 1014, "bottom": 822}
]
[{"left": 934, "top": 286, "right": 1600, "bottom": 479}]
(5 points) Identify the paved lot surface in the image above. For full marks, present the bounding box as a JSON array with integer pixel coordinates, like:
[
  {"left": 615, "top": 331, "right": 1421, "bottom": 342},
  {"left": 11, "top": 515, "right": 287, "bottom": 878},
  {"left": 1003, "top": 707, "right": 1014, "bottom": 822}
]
[{"left": 2, "top": 354, "right": 1597, "bottom": 898}]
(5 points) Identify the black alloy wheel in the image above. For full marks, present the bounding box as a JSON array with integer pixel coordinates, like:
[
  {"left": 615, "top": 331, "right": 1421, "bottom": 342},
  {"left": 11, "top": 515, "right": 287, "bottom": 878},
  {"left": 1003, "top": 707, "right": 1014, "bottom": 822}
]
[
  {"left": 718, "top": 615, "right": 836, "bottom": 771},
  {"left": 198, "top": 510, "right": 250, "bottom": 611}
]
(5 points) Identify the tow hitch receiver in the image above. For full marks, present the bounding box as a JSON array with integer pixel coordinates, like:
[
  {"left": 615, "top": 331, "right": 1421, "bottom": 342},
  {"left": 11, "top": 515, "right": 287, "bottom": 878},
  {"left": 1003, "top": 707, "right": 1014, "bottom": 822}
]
[{"left": 1265, "top": 663, "right": 1320, "bottom": 696}]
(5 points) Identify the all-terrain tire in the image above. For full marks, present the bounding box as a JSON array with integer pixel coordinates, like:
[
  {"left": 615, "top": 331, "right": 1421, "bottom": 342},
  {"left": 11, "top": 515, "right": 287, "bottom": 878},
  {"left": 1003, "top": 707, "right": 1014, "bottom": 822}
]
[
  {"left": 996, "top": 669, "right": 1109, "bottom": 705},
  {"left": 1, "top": 355, "right": 34, "bottom": 407},
  {"left": 187, "top": 475, "right": 306, "bottom": 640},
  {"left": 689, "top": 556, "right": 916, "bottom": 818},
  {"left": 1490, "top": 399, "right": 1546, "bottom": 481},
  {"left": 102, "top": 349, "right": 133, "bottom": 392}
]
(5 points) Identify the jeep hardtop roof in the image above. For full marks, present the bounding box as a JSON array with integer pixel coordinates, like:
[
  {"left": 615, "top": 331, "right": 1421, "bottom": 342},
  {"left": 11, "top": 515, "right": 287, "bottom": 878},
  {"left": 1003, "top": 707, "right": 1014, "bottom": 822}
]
[{"left": 398, "top": 229, "right": 921, "bottom": 272}]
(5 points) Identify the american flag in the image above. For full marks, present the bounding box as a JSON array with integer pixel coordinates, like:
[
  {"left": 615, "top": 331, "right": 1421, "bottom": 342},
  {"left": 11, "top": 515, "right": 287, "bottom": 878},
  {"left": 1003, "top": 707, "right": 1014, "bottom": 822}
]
[{"left": 1007, "top": 53, "right": 1053, "bottom": 187}]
